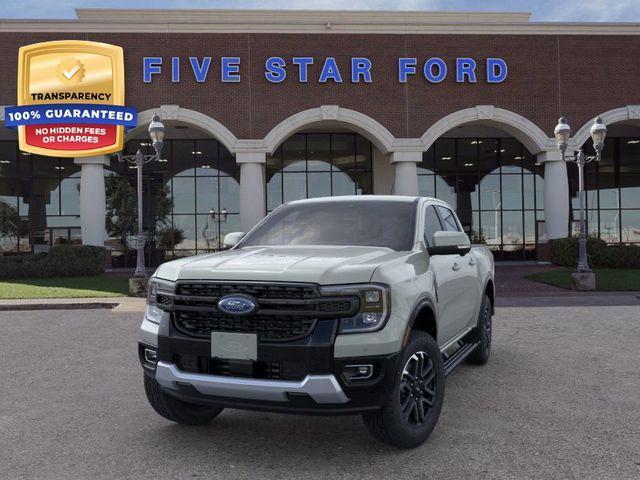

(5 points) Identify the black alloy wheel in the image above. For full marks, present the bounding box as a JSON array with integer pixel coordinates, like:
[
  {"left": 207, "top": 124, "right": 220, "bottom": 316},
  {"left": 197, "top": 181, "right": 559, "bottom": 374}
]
[{"left": 399, "top": 351, "right": 437, "bottom": 426}]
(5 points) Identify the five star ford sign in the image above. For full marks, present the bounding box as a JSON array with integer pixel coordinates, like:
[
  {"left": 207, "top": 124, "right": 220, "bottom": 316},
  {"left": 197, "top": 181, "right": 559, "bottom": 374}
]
[{"left": 4, "top": 40, "right": 137, "bottom": 158}]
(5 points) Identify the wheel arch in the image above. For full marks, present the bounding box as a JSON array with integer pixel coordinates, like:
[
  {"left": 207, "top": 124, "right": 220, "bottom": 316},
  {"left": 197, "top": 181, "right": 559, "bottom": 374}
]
[
  {"left": 403, "top": 297, "right": 438, "bottom": 347},
  {"left": 484, "top": 277, "right": 495, "bottom": 314}
]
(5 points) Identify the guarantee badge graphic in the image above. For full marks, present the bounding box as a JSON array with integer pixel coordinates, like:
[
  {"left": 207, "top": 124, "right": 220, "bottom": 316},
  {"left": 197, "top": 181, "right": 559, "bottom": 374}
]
[{"left": 5, "top": 40, "right": 137, "bottom": 157}]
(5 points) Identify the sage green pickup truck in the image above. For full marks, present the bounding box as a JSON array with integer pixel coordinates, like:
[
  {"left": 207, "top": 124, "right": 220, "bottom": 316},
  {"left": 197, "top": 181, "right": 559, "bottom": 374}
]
[{"left": 139, "top": 195, "right": 494, "bottom": 448}]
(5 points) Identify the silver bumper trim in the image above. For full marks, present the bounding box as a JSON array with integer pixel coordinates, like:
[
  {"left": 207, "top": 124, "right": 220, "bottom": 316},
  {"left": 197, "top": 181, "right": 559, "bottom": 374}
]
[{"left": 155, "top": 361, "right": 349, "bottom": 404}]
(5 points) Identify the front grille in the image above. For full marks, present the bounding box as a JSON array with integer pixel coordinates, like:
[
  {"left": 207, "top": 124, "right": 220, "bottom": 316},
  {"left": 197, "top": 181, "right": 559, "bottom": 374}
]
[
  {"left": 174, "top": 311, "right": 317, "bottom": 342},
  {"left": 167, "top": 281, "right": 359, "bottom": 343},
  {"left": 175, "top": 282, "right": 318, "bottom": 300}
]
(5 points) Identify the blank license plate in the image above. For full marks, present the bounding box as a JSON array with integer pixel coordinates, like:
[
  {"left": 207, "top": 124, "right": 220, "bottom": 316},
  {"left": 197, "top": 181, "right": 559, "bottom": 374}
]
[{"left": 211, "top": 332, "right": 257, "bottom": 361}]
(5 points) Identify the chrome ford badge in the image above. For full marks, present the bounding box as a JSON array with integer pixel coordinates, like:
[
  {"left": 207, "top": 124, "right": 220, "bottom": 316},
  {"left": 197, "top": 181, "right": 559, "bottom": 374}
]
[{"left": 217, "top": 295, "right": 257, "bottom": 316}]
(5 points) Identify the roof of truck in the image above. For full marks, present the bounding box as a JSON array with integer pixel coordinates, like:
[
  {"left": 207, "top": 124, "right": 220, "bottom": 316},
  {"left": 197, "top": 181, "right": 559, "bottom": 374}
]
[{"left": 286, "top": 195, "right": 448, "bottom": 205}]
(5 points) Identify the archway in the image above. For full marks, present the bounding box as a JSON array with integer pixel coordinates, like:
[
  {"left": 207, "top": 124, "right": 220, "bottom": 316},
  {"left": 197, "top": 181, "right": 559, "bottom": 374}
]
[
  {"left": 262, "top": 106, "right": 396, "bottom": 211},
  {"left": 569, "top": 107, "right": 640, "bottom": 245},
  {"left": 112, "top": 114, "right": 241, "bottom": 266},
  {"left": 418, "top": 112, "right": 551, "bottom": 260}
]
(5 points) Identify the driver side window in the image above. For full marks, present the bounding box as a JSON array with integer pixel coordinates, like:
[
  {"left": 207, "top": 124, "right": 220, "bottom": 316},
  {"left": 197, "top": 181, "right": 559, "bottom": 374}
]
[{"left": 424, "top": 205, "right": 443, "bottom": 247}]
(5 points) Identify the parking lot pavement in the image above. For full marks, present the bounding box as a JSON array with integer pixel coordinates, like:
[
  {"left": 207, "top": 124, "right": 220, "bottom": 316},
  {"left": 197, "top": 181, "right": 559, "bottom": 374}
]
[{"left": 1, "top": 306, "right": 639, "bottom": 480}]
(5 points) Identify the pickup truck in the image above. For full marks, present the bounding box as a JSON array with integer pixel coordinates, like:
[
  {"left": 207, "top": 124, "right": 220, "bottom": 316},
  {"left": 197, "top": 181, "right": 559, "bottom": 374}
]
[{"left": 139, "top": 196, "right": 495, "bottom": 448}]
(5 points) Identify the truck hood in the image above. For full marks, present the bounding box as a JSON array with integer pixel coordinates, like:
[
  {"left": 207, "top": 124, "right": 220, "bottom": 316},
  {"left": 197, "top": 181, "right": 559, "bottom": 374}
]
[{"left": 154, "top": 245, "right": 409, "bottom": 285}]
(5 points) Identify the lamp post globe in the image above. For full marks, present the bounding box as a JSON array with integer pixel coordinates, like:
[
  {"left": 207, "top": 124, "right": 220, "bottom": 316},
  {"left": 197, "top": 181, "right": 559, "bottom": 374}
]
[
  {"left": 554, "top": 117, "right": 571, "bottom": 155},
  {"left": 590, "top": 116, "right": 607, "bottom": 154},
  {"left": 148, "top": 113, "right": 166, "bottom": 158}
]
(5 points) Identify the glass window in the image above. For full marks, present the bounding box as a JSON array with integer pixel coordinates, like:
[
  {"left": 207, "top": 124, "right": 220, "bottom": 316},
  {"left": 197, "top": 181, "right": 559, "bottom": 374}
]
[
  {"left": 424, "top": 205, "right": 443, "bottom": 246},
  {"left": 266, "top": 133, "right": 372, "bottom": 211},
  {"left": 241, "top": 200, "right": 416, "bottom": 251},
  {"left": 436, "top": 206, "right": 460, "bottom": 232},
  {"left": 621, "top": 210, "right": 640, "bottom": 243}
]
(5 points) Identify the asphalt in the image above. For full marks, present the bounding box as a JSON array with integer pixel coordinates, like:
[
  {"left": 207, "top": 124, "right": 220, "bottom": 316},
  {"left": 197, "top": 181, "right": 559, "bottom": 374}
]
[{"left": 1, "top": 306, "right": 639, "bottom": 480}]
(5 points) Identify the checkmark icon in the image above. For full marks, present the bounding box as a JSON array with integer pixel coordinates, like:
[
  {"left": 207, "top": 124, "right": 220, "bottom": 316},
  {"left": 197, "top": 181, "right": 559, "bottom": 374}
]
[{"left": 62, "top": 64, "right": 80, "bottom": 79}]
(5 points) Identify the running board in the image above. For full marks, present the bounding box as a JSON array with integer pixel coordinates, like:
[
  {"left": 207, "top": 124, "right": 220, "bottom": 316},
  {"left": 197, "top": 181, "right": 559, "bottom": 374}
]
[{"left": 443, "top": 341, "right": 480, "bottom": 376}]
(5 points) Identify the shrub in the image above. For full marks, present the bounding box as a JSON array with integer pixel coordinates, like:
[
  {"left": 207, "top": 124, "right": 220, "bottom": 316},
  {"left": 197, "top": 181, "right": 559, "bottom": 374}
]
[
  {"left": 0, "top": 245, "right": 107, "bottom": 279},
  {"left": 550, "top": 237, "right": 640, "bottom": 268}
]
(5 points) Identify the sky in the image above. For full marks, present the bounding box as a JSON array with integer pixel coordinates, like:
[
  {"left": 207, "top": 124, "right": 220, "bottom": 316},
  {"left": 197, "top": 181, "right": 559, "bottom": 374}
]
[{"left": 0, "top": 0, "right": 639, "bottom": 22}]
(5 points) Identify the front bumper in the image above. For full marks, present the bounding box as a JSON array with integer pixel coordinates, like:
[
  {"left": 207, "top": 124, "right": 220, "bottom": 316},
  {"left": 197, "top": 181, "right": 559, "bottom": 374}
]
[{"left": 140, "top": 313, "right": 400, "bottom": 415}]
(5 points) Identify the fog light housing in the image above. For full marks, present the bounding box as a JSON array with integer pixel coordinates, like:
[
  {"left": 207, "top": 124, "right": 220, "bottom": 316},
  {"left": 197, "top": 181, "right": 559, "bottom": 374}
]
[
  {"left": 343, "top": 364, "right": 373, "bottom": 381},
  {"left": 144, "top": 348, "right": 158, "bottom": 364}
]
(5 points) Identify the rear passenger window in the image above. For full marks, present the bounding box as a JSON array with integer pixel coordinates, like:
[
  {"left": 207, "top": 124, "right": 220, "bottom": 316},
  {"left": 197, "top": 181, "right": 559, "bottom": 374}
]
[
  {"left": 424, "top": 205, "right": 443, "bottom": 246},
  {"left": 436, "top": 206, "right": 461, "bottom": 232}
]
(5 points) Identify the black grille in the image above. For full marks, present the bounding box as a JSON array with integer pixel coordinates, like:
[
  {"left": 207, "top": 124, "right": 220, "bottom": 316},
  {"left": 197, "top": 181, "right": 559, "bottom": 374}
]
[
  {"left": 168, "top": 282, "right": 358, "bottom": 342},
  {"left": 174, "top": 311, "right": 317, "bottom": 342},
  {"left": 175, "top": 282, "right": 318, "bottom": 300},
  {"left": 175, "top": 353, "right": 286, "bottom": 380}
]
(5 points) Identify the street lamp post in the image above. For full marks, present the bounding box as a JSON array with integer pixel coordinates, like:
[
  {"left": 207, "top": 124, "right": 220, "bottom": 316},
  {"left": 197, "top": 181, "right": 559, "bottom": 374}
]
[
  {"left": 553, "top": 116, "right": 607, "bottom": 287},
  {"left": 117, "top": 114, "right": 165, "bottom": 278}
]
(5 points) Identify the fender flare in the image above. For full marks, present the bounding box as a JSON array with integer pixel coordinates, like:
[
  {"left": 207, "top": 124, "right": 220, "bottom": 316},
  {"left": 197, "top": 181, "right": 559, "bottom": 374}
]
[{"left": 402, "top": 295, "right": 438, "bottom": 347}]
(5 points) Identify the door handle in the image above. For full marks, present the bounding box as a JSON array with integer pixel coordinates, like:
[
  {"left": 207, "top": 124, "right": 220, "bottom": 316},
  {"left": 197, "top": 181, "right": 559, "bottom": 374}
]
[
  {"left": 452, "top": 262, "right": 461, "bottom": 272},
  {"left": 468, "top": 258, "right": 476, "bottom": 266}
]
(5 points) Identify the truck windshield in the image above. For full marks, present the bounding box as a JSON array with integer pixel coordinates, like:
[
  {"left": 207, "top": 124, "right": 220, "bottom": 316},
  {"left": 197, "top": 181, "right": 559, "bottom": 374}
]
[{"left": 239, "top": 200, "right": 417, "bottom": 251}]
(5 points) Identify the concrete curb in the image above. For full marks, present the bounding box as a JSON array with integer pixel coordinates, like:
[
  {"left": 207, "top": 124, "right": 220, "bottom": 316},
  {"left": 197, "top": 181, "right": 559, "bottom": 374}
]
[
  {"left": 0, "top": 296, "right": 146, "bottom": 312},
  {"left": 0, "top": 302, "right": 119, "bottom": 311}
]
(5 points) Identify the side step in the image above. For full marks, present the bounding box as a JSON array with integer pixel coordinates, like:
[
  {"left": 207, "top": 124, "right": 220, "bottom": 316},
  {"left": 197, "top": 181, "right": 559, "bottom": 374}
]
[{"left": 443, "top": 340, "right": 480, "bottom": 376}]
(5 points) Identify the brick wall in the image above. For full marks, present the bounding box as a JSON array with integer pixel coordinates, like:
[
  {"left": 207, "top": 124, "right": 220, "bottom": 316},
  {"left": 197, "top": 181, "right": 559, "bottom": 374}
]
[{"left": 0, "top": 32, "right": 638, "bottom": 140}]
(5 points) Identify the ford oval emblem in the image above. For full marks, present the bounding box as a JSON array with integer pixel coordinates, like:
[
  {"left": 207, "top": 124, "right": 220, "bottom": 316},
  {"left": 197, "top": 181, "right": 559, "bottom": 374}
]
[{"left": 217, "top": 295, "right": 257, "bottom": 316}]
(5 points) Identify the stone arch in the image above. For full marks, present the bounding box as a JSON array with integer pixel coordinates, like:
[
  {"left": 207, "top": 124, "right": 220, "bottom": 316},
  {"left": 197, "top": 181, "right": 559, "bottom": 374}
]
[
  {"left": 420, "top": 105, "right": 553, "bottom": 154},
  {"left": 127, "top": 105, "right": 239, "bottom": 154},
  {"left": 572, "top": 105, "right": 640, "bottom": 148},
  {"left": 262, "top": 105, "right": 396, "bottom": 155}
]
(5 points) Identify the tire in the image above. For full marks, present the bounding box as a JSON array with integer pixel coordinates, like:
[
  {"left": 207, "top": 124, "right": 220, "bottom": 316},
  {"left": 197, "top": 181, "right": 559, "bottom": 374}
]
[
  {"left": 362, "top": 331, "right": 445, "bottom": 449},
  {"left": 143, "top": 374, "right": 224, "bottom": 425},
  {"left": 468, "top": 294, "right": 492, "bottom": 365}
]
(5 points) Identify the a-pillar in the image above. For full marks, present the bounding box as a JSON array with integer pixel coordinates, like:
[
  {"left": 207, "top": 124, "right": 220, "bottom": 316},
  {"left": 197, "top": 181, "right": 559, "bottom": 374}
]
[
  {"left": 237, "top": 151, "right": 266, "bottom": 232},
  {"left": 391, "top": 151, "right": 422, "bottom": 196},
  {"left": 74, "top": 155, "right": 109, "bottom": 246},
  {"left": 538, "top": 151, "right": 569, "bottom": 239}
]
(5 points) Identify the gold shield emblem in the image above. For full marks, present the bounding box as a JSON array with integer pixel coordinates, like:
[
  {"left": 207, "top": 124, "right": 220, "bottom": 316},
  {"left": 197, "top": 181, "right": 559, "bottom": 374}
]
[{"left": 16, "top": 40, "right": 125, "bottom": 157}]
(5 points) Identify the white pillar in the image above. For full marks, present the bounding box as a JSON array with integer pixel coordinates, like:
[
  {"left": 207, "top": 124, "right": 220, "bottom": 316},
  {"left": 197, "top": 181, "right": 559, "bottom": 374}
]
[
  {"left": 74, "top": 156, "right": 109, "bottom": 246},
  {"left": 538, "top": 151, "right": 569, "bottom": 239},
  {"left": 237, "top": 151, "right": 266, "bottom": 232},
  {"left": 391, "top": 151, "right": 422, "bottom": 196}
]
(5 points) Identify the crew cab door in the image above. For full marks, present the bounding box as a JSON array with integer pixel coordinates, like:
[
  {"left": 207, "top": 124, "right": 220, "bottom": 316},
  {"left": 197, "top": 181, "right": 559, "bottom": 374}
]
[{"left": 423, "top": 204, "right": 480, "bottom": 344}]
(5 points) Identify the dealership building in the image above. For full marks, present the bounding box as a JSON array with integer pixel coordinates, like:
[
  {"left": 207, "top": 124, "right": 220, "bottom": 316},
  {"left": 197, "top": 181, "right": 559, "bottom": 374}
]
[{"left": 0, "top": 9, "right": 639, "bottom": 265}]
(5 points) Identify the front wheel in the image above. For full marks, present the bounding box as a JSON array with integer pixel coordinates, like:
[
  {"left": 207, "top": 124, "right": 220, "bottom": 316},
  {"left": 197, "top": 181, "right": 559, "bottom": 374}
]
[
  {"left": 362, "top": 331, "right": 445, "bottom": 448},
  {"left": 144, "top": 374, "right": 224, "bottom": 425}
]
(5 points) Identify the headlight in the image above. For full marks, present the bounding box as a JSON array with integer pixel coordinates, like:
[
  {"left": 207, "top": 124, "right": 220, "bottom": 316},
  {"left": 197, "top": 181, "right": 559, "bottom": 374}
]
[
  {"left": 319, "top": 283, "right": 390, "bottom": 334},
  {"left": 146, "top": 278, "right": 175, "bottom": 324}
]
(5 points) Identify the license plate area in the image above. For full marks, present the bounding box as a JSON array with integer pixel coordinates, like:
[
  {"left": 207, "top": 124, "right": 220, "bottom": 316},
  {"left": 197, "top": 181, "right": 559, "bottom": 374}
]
[{"left": 211, "top": 332, "right": 257, "bottom": 361}]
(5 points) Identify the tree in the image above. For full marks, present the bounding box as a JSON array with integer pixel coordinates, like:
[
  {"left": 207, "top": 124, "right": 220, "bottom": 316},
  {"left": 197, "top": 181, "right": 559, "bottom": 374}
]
[
  {"left": 105, "top": 176, "right": 173, "bottom": 251},
  {"left": 0, "top": 201, "right": 21, "bottom": 251}
]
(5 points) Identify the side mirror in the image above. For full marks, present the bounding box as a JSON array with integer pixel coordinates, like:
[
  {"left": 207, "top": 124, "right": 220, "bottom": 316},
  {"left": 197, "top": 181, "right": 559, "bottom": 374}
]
[
  {"left": 222, "top": 232, "right": 245, "bottom": 249},
  {"left": 427, "top": 231, "right": 471, "bottom": 256}
]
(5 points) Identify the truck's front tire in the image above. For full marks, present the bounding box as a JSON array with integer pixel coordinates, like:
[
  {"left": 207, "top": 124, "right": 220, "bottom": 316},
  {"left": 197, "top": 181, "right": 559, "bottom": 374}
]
[
  {"left": 362, "top": 331, "right": 445, "bottom": 448},
  {"left": 143, "top": 375, "right": 224, "bottom": 425}
]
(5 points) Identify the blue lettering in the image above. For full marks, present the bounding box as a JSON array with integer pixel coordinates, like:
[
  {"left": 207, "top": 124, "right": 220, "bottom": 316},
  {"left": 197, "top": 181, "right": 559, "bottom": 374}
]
[
  {"left": 351, "top": 57, "right": 372, "bottom": 83},
  {"left": 292, "top": 57, "right": 314, "bottom": 82},
  {"left": 487, "top": 58, "right": 508, "bottom": 83},
  {"left": 265, "top": 56, "right": 287, "bottom": 83},
  {"left": 143, "top": 57, "right": 162, "bottom": 83},
  {"left": 456, "top": 58, "right": 477, "bottom": 83},
  {"left": 189, "top": 57, "right": 211, "bottom": 83},
  {"left": 221, "top": 57, "right": 241, "bottom": 83},
  {"left": 398, "top": 58, "right": 417, "bottom": 83},
  {"left": 171, "top": 57, "right": 180, "bottom": 83},
  {"left": 424, "top": 58, "right": 447, "bottom": 83},
  {"left": 319, "top": 57, "right": 342, "bottom": 83}
]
